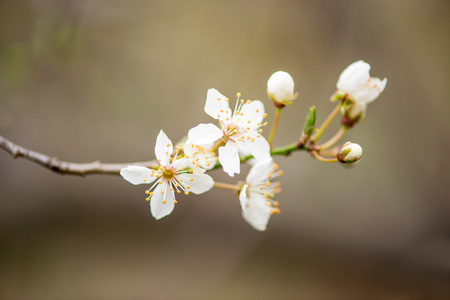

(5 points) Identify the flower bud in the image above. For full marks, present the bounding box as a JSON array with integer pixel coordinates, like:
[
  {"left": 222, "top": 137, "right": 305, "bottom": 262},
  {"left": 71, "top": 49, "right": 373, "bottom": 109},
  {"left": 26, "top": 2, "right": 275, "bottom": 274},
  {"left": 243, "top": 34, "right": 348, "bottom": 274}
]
[
  {"left": 267, "top": 71, "right": 298, "bottom": 107},
  {"left": 337, "top": 142, "right": 362, "bottom": 164},
  {"left": 341, "top": 98, "right": 366, "bottom": 127}
]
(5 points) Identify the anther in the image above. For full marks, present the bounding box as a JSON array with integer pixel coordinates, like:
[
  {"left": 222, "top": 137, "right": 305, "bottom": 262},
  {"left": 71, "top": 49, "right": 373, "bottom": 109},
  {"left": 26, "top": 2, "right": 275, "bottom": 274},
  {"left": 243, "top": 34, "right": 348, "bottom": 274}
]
[
  {"left": 240, "top": 99, "right": 244, "bottom": 104},
  {"left": 162, "top": 200, "right": 166, "bottom": 204},
  {"left": 161, "top": 190, "right": 165, "bottom": 194},
  {"left": 247, "top": 100, "right": 251, "bottom": 104},
  {"left": 185, "top": 191, "right": 189, "bottom": 195},
  {"left": 186, "top": 185, "right": 190, "bottom": 189},
  {"left": 143, "top": 178, "right": 147, "bottom": 182},
  {"left": 150, "top": 192, "right": 154, "bottom": 196},
  {"left": 173, "top": 200, "right": 178, "bottom": 203},
  {"left": 190, "top": 178, "right": 194, "bottom": 181},
  {"left": 146, "top": 198, "right": 150, "bottom": 201},
  {"left": 263, "top": 113, "right": 267, "bottom": 118},
  {"left": 266, "top": 181, "right": 270, "bottom": 186},
  {"left": 145, "top": 190, "right": 150, "bottom": 194},
  {"left": 236, "top": 92, "right": 241, "bottom": 97}
]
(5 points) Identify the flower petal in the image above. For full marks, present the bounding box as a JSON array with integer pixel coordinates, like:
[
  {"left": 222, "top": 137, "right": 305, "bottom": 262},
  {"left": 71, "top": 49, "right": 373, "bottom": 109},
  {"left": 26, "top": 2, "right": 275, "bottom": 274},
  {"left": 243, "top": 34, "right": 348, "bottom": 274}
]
[
  {"left": 352, "top": 77, "right": 387, "bottom": 104},
  {"left": 204, "top": 88, "right": 230, "bottom": 120},
  {"left": 183, "top": 139, "right": 216, "bottom": 170},
  {"left": 218, "top": 141, "right": 240, "bottom": 177},
  {"left": 245, "top": 134, "right": 270, "bottom": 161},
  {"left": 337, "top": 60, "right": 370, "bottom": 95},
  {"left": 120, "top": 166, "right": 157, "bottom": 185},
  {"left": 150, "top": 183, "right": 176, "bottom": 220},
  {"left": 236, "top": 100, "right": 265, "bottom": 129},
  {"left": 246, "top": 158, "right": 274, "bottom": 184},
  {"left": 241, "top": 192, "right": 272, "bottom": 231},
  {"left": 188, "top": 123, "right": 223, "bottom": 145},
  {"left": 155, "top": 130, "right": 173, "bottom": 167},
  {"left": 178, "top": 173, "right": 214, "bottom": 194},
  {"left": 239, "top": 184, "right": 250, "bottom": 210}
]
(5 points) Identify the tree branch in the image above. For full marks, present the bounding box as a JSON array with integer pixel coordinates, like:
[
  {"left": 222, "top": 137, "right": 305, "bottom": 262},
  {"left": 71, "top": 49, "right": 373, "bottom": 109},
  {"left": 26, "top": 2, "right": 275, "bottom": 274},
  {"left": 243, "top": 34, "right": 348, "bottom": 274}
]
[
  {"left": 0, "top": 135, "right": 158, "bottom": 176},
  {"left": 1, "top": 135, "right": 306, "bottom": 177}
]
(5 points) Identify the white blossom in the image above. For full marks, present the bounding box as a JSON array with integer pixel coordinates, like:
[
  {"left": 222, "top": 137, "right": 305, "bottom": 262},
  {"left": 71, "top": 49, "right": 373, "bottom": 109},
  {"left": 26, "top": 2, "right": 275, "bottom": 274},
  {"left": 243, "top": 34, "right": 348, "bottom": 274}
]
[
  {"left": 239, "top": 158, "right": 282, "bottom": 231},
  {"left": 188, "top": 89, "right": 271, "bottom": 177},
  {"left": 337, "top": 60, "right": 387, "bottom": 105},
  {"left": 267, "top": 71, "right": 297, "bottom": 105},
  {"left": 120, "top": 130, "right": 214, "bottom": 220}
]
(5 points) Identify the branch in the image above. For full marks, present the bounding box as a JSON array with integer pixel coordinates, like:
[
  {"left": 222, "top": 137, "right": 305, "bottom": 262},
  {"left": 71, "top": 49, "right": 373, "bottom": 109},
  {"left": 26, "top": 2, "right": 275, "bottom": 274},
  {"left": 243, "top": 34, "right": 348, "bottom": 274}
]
[
  {"left": 0, "top": 135, "right": 158, "bottom": 176},
  {"left": 0, "top": 135, "right": 306, "bottom": 176}
]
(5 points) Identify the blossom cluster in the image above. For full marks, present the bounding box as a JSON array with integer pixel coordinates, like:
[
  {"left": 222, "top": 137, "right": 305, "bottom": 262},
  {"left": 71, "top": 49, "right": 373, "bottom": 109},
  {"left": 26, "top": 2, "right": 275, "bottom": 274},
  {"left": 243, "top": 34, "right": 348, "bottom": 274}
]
[{"left": 120, "top": 60, "right": 386, "bottom": 231}]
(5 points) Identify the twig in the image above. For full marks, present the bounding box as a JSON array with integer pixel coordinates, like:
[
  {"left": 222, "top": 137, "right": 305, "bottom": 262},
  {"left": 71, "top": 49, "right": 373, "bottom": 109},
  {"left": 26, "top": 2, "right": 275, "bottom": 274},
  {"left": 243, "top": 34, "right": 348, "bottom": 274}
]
[
  {"left": 1, "top": 135, "right": 307, "bottom": 177},
  {"left": 0, "top": 135, "right": 158, "bottom": 176}
]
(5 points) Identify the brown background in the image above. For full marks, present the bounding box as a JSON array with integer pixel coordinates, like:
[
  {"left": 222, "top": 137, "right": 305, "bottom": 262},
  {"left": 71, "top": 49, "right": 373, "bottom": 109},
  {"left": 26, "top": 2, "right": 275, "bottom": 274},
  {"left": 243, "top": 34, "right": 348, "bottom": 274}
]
[{"left": 1, "top": 0, "right": 449, "bottom": 299}]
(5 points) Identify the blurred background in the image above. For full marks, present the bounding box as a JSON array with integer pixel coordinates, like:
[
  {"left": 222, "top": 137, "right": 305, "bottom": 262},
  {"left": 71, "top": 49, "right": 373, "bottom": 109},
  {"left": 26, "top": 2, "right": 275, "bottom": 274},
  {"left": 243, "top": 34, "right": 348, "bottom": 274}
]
[{"left": 1, "top": 0, "right": 449, "bottom": 299}]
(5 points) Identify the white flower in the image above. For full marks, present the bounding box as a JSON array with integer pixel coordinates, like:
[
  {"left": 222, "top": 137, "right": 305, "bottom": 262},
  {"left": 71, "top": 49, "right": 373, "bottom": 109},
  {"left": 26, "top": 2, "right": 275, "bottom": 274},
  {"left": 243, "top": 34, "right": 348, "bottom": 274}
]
[
  {"left": 267, "top": 71, "right": 297, "bottom": 105},
  {"left": 120, "top": 130, "right": 214, "bottom": 220},
  {"left": 183, "top": 139, "right": 217, "bottom": 170},
  {"left": 337, "top": 141, "right": 363, "bottom": 164},
  {"left": 188, "top": 89, "right": 271, "bottom": 177},
  {"left": 239, "top": 158, "right": 282, "bottom": 231},
  {"left": 337, "top": 60, "right": 387, "bottom": 105}
]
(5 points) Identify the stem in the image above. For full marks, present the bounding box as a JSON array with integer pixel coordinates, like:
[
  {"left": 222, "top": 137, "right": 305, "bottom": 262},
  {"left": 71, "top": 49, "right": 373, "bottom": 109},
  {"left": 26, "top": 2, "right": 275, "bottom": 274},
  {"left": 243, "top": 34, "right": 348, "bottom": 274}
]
[
  {"left": 319, "top": 126, "right": 347, "bottom": 150},
  {"left": 311, "top": 102, "right": 342, "bottom": 142},
  {"left": 267, "top": 107, "right": 282, "bottom": 146},
  {"left": 1, "top": 134, "right": 306, "bottom": 176},
  {"left": 0, "top": 135, "right": 159, "bottom": 176},
  {"left": 214, "top": 182, "right": 240, "bottom": 191},
  {"left": 311, "top": 151, "right": 338, "bottom": 163}
]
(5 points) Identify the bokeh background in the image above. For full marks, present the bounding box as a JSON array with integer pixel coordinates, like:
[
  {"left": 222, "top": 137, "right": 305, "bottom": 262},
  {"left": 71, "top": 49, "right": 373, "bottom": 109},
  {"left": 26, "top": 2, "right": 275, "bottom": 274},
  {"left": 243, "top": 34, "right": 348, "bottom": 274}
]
[{"left": 1, "top": 0, "right": 449, "bottom": 299}]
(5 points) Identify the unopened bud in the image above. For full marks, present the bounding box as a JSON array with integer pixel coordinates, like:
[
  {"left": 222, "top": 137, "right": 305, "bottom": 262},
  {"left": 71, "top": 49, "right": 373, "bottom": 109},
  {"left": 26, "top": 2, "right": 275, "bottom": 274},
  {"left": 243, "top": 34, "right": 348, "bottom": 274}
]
[
  {"left": 337, "top": 142, "right": 362, "bottom": 164},
  {"left": 267, "top": 71, "right": 298, "bottom": 107},
  {"left": 341, "top": 98, "right": 366, "bottom": 127}
]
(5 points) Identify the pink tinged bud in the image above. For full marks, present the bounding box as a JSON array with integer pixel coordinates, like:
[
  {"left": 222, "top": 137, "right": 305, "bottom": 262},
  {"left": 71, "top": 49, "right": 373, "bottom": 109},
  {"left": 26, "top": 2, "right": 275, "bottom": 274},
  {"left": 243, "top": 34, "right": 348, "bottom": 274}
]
[
  {"left": 267, "top": 71, "right": 298, "bottom": 106},
  {"left": 341, "top": 99, "right": 367, "bottom": 127},
  {"left": 337, "top": 142, "right": 362, "bottom": 164}
]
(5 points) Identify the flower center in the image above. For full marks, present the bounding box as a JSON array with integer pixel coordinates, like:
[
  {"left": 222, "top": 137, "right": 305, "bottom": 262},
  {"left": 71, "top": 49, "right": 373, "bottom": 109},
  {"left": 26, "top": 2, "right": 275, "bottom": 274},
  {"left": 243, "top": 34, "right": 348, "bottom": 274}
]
[
  {"left": 223, "top": 125, "right": 239, "bottom": 140},
  {"left": 162, "top": 167, "right": 175, "bottom": 179}
]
